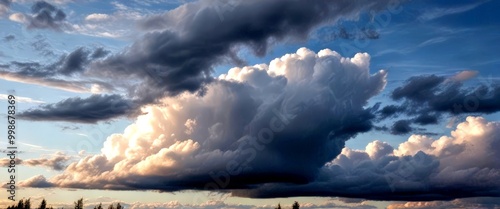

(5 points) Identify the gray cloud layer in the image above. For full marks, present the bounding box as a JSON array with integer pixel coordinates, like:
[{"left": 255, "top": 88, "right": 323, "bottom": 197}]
[
  {"left": 94, "top": 0, "right": 395, "bottom": 101},
  {"left": 11, "top": 0, "right": 398, "bottom": 123},
  {"left": 376, "top": 71, "right": 500, "bottom": 134},
  {"left": 19, "top": 94, "right": 137, "bottom": 123}
]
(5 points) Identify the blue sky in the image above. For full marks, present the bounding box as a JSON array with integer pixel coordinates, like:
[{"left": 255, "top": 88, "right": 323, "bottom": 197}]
[{"left": 1, "top": 0, "right": 500, "bottom": 208}]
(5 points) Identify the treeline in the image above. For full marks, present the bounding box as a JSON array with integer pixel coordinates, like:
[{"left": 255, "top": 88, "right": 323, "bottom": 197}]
[
  {"left": 6, "top": 198, "right": 299, "bottom": 209},
  {"left": 5, "top": 198, "right": 123, "bottom": 209},
  {"left": 275, "top": 201, "right": 300, "bottom": 209}
]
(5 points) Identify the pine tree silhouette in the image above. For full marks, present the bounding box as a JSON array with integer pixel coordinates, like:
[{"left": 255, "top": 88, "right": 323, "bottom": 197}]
[
  {"left": 74, "top": 198, "right": 83, "bottom": 209},
  {"left": 39, "top": 199, "right": 47, "bottom": 209}
]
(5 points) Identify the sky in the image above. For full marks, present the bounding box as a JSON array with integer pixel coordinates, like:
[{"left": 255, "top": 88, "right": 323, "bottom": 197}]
[{"left": 0, "top": 0, "right": 500, "bottom": 208}]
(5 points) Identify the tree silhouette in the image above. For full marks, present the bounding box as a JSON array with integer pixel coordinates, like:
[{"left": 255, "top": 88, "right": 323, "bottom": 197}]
[
  {"left": 39, "top": 199, "right": 47, "bottom": 209},
  {"left": 94, "top": 203, "right": 103, "bottom": 209},
  {"left": 116, "top": 203, "right": 122, "bottom": 209},
  {"left": 292, "top": 201, "right": 300, "bottom": 209},
  {"left": 74, "top": 198, "right": 83, "bottom": 209},
  {"left": 17, "top": 199, "right": 25, "bottom": 209},
  {"left": 275, "top": 203, "right": 282, "bottom": 209},
  {"left": 24, "top": 198, "right": 31, "bottom": 209}
]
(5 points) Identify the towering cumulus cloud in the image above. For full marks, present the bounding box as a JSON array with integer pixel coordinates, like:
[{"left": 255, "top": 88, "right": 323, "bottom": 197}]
[{"left": 21, "top": 48, "right": 388, "bottom": 193}]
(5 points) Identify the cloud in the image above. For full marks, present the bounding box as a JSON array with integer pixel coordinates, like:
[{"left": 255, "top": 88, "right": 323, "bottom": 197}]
[
  {"left": 0, "top": 46, "right": 112, "bottom": 93},
  {"left": 19, "top": 175, "right": 54, "bottom": 187},
  {"left": 417, "top": 36, "right": 448, "bottom": 48},
  {"left": 9, "top": 12, "right": 27, "bottom": 23},
  {"left": 85, "top": 13, "right": 110, "bottom": 21},
  {"left": 378, "top": 71, "right": 500, "bottom": 133},
  {"left": 390, "top": 120, "right": 413, "bottom": 135},
  {"left": 19, "top": 94, "right": 137, "bottom": 123},
  {"left": 124, "top": 200, "right": 369, "bottom": 209},
  {"left": 0, "top": 152, "right": 71, "bottom": 170},
  {"left": 234, "top": 116, "right": 500, "bottom": 200},
  {"left": 0, "top": 157, "right": 22, "bottom": 166},
  {"left": 0, "top": 70, "right": 113, "bottom": 93},
  {"left": 0, "top": 0, "right": 11, "bottom": 17},
  {"left": 53, "top": 47, "right": 110, "bottom": 75},
  {"left": 20, "top": 48, "right": 389, "bottom": 197},
  {"left": 387, "top": 197, "right": 500, "bottom": 209},
  {"left": 73, "top": 7, "right": 144, "bottom": 38},
  {"left": 90, "top": 0, "right": 396, "bottom": 100},
  {"left": 448, "top": 70, "right": 478, "bottom": 82},
  {"left": 314, "top": 25, "right": 381, "bottom": 43},
  {"left": 4, "top": 0, "right": 400, "bottom": 124},
  {"left": 21, "top": 152, "right": 71, "bottom": 171},
  {"left": 3, "top": 34, "right": 15, "bottom": 42},
  {"left": 0, "top": 94, "right": 45, "bottom": 103},
  {"left": 418, "top": 1, "right": 487, "bottom": 21},
  {"left": 30, "top": 35, "right": 55, "bottom": 57},
  {"left": 11, "top": 0, "right": 70, "bottom": 31},
  {"left": 22, "top": 152, "right": 72, "bottom": 170},
  {"left": 8, "top": 198, "right": 375, "bottom": 209}
]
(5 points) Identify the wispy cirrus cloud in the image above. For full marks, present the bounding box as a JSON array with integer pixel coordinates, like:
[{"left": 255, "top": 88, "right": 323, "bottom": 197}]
[{"left": 418, "top": 1, "right": 488, "bottom": 21}]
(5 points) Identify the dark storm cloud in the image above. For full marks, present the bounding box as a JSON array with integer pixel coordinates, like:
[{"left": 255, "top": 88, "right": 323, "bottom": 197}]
[
  {"left": 413, "top": 113, "right": 439, "bottom": 125},
  {"left": 49, "top": 47, "right": 103, "bottom": 75},
  {"left": 91, "top": 0, "right": 397, "bottom": 102},
  {"left": 2, "top": 45, "right": 108, "bottom": 79},
  {"left": 18, "top": 94, "right": 136, "bottom": 123},
  {"left": 378, "top": 104, "right": 404, "bottom": 119},
  {"left": 15, "top": 1, "right": 70, "bottom": 31},
  {"left": 391, "top": 119, "right": 413, "bottom": 135},
  {"left": 378, "top": 73, "right": 500, "bottom": 134},
  {"left": 391, "top": 74, "right": 445, "bottom": 101},
  {"left": 10, "top": 61, "right": 51, "bottom": 77},
  {"left": 15, "top": 0, "right": 399, "bottom": 123},
  {"left": 90, "top": 47, "right": 110, "bottom": 59},
  {"left": 58, "top": 47, "right": 92, "bottom": 75},
  {"left": 390, "top": 74, "right": 500, "bottom": 114}
]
